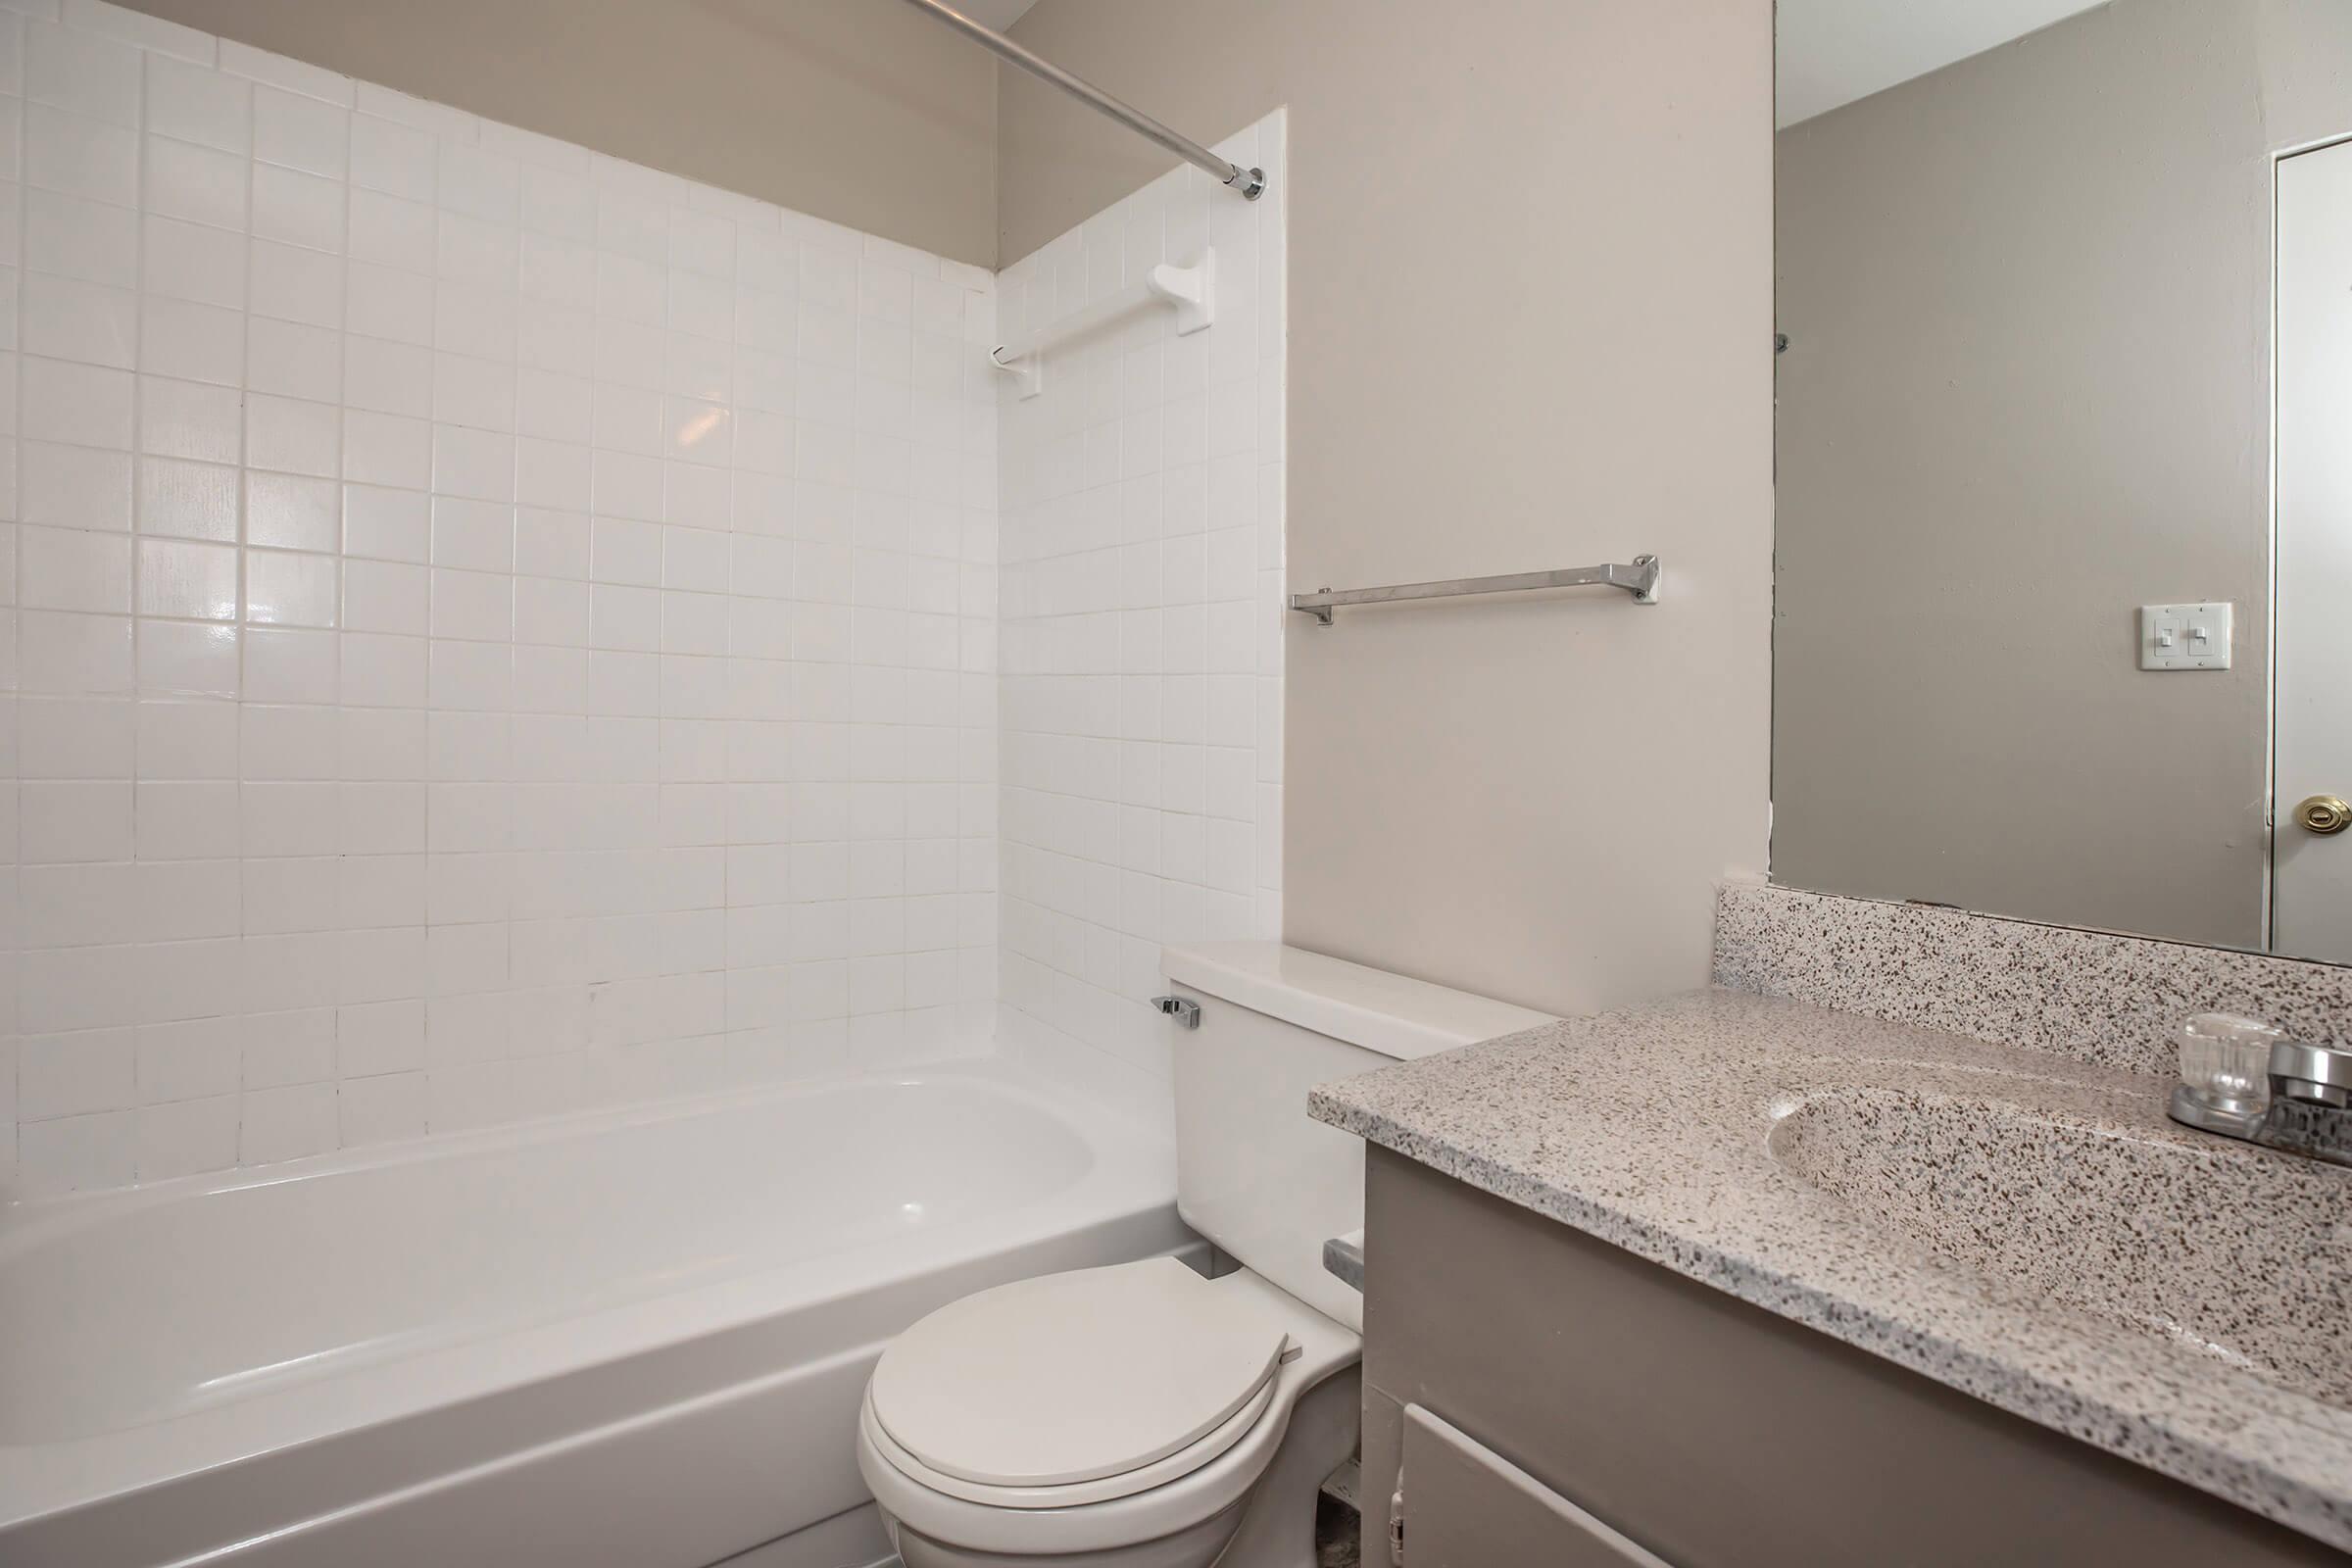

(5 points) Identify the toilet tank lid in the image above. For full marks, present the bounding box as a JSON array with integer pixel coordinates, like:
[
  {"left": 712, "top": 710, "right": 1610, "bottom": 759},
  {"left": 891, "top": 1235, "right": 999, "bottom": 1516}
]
[{"left": 1160, "top": 942, "right": 1557, "bottom": 1061}]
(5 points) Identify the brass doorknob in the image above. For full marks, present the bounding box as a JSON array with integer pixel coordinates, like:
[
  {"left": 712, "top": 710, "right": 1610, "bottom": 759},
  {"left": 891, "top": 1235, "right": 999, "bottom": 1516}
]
[{"left": 2295, "top": 795, "right": 2352, "bottom": 836}]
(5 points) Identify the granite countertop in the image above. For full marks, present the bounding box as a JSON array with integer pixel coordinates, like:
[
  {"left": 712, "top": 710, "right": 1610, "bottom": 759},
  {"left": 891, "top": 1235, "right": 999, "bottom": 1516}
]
[{"left": 1308, "top": 987, "right": 2352, "bottom": 1550}]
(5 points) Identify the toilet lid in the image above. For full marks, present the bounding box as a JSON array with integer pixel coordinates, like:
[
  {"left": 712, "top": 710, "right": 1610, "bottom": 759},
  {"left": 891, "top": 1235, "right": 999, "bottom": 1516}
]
[{"left": 867, "top": 1258, "right": 1293, "bottom": 1489}]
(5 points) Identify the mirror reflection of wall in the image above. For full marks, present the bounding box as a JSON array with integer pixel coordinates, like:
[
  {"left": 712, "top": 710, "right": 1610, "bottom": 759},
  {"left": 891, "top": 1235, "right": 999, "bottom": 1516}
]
[{"left": 1772, "top": 0, "right": 2352, "bottom": 956}]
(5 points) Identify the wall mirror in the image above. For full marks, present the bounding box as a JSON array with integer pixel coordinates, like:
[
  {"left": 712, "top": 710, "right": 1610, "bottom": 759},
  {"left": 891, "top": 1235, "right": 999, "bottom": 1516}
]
[{"left": 1772, "top": 0, "right": 2352, "bottom": 962}]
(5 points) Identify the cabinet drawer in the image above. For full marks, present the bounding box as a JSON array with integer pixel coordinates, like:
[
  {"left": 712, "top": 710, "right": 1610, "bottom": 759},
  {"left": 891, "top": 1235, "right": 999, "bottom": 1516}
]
[{"left": 1400, "top": 1403, "right": 1676, "bottom": 1567}]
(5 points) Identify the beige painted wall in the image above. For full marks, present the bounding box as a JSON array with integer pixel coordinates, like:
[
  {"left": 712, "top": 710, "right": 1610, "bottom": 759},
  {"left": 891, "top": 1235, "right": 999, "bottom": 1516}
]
[
  {"left": 1001, "top": 0, "right": 1776, "bottom": 1017},
  {"left": 2259, "top": 0, "right": 2352, "bottom": 150},
  {"left": 1774, "top": 0, "right": 2352, "bottom": 950},
  {"left": 119, "top": 0, "right": 1001, "bottom": 265}
]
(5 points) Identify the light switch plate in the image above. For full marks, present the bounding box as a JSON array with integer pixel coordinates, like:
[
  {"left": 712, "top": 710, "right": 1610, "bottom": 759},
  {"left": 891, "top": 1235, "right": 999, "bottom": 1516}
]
[{"left": 2140, "top": 602, "right": 2233, "bottom": 670}]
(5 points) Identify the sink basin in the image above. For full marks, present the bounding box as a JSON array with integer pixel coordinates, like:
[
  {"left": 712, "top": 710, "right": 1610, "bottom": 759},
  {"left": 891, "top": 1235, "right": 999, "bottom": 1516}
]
[{"left": 1767, "top": 1087, "right": 2352, "bottom": 1404}]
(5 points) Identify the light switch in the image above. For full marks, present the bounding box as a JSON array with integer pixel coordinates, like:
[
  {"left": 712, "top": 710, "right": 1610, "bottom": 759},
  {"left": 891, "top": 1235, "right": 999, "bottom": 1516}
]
[{"left": 2140, "top": 602, "right": 2232, "bottom": 670}]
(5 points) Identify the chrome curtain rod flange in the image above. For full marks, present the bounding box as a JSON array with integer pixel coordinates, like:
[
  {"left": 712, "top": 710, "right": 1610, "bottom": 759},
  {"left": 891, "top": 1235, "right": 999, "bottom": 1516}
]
[
  {"left": 894, "top": 0, "right": 1267, "bottom": 201},
  {"left": 1289, "top": 557, "right": 1664, "bottom": 625}
]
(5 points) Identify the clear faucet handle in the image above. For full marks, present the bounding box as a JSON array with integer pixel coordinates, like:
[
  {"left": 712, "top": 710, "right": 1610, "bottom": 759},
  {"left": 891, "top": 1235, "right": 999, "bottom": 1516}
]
[{"left": 2178, "top": 1012, "right": 2281, "bottom": 1114}]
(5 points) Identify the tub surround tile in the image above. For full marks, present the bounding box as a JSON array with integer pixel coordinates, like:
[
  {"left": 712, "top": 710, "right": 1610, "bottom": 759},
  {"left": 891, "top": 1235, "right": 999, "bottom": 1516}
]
[
  {"left": 1, "top": 6, "right": 1282, "bottom": 1198},
  {"left": 993, "top": 112, "right": 1288, "bottom": 1105},
  {"left": 0, "top": 3, "right": 1004, "bottom": 1198},
  {"left": 1308, "top": 990, "right": 2352, "bottom": 1551},
  {"left": 1713, "top": 882, "right": 2352, "bottom": 1075}
]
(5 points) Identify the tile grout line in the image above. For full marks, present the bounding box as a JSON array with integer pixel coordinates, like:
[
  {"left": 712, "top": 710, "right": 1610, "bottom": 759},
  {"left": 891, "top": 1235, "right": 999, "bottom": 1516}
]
[
  {"left": 6, "top": 9, "right": 22, "bottom": 1178},
  {"left": 227, "top": 33, "right": 253, "bottom": 1171},
  {"left": 125, "top": 21, "right": 145, "bottom": 1174}
]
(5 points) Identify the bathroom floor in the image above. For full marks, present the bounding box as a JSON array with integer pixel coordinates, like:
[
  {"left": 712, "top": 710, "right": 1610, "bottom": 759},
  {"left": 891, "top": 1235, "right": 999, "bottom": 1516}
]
[
  {"left": 870, "top": 1498, "right": 1358, "bottom": 1568},
  {"left": 1318, "top": 1495, "right": 1362, "bottom": 1567}
]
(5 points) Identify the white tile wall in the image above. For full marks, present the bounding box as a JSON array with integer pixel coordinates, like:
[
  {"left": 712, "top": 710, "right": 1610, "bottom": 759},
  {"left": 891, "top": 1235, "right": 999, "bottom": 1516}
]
[
  {"left": 993, "top": 112, "right": 1287, "bottom": 1110},
  {"left": 0, "top": 0, "right": 1003, "bottom": 1196}
]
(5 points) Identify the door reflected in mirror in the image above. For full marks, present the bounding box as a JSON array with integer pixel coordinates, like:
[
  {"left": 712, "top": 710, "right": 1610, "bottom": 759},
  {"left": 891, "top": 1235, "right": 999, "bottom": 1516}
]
[{"left": 1772, "top": 0, "right": 2352, "bottom": 962}]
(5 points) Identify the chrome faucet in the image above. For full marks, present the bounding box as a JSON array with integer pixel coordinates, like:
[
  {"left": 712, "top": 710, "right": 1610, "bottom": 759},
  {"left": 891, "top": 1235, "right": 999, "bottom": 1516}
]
[{"left": 2169, "top": 1028, "right": 2352, "bottom": 1168}]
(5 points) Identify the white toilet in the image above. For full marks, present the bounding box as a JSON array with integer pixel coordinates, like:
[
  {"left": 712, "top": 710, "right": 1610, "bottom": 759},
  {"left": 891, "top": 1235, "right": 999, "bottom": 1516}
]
[{"left": 856, "top": 942, "right": 1555, "bottom": 1567}]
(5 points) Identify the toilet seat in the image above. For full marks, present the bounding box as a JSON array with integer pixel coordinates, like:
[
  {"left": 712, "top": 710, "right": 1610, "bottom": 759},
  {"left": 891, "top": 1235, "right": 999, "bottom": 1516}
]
[
  {"left": 856, "top": 1261, "right": 1365, "bottom": 1563},
  {"left": 860, "top": 1373, "right": 1278, "bottom": 1508},
  {"left": 866, "top": 1258, "right": 1294, "bottom": 1496}
]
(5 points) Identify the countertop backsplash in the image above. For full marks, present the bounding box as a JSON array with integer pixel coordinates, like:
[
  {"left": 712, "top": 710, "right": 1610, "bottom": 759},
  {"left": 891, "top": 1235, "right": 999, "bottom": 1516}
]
[{"left": 1714, "top": 882, "right": 2352, "bottom": 1076}]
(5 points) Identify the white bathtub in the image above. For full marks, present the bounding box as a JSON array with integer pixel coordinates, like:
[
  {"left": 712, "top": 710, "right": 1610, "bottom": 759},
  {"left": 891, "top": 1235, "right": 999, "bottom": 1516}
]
[{"left": 0, "top": 1062, "right": 1187, "bottom": 1567}]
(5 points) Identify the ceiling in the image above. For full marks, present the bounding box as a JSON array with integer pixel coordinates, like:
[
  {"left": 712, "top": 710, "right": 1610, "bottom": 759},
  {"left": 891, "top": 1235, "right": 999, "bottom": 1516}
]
[
  {"left": 961, "top": 1, "right": 2103, "bottom": 133},
  {"left": 953, "top": 0, "right": 1040, "bottom": 31},
  {"left": 1777, "top": 0, "right": 2109, "bottom": 127}
]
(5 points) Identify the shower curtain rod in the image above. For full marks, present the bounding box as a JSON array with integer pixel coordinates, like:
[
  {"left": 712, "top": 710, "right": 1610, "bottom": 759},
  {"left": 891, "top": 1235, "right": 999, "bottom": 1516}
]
[{"left": 893, "top": 0, "right": 1267, "bottom": 201}]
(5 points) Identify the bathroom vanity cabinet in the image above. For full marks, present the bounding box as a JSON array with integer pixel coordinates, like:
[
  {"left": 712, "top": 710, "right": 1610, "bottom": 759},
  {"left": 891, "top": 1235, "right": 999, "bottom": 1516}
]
[{"left": 1356, "top": 1146, "right": 2340, "bottom": 1567}]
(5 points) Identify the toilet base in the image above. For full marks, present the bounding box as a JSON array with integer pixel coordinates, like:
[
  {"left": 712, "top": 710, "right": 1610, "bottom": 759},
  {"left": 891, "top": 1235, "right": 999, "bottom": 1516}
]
[
  {"left": 881, "top": 1370, "right": 1361, "bottom": 1568},
  {"left": 889, "top": 1495, "right": 1248, "bottom": 1568}
]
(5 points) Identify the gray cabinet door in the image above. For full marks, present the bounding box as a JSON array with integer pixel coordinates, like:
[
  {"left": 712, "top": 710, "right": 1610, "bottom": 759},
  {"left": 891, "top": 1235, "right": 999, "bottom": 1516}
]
[{"left": 1400, "top": 1404, "right": 1676, "bottom": 1568}]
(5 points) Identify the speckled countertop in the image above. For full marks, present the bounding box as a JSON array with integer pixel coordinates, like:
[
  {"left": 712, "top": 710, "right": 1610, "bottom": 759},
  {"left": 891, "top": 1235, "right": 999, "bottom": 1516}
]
[{"left": 1308, "top": 987, "right": 2352, "bottom": 1550}]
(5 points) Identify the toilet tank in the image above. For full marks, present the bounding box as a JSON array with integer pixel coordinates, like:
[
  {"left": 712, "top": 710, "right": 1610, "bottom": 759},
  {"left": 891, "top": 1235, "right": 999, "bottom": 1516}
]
[{"left": 1158, "top": 943, "right": 1555, "bottom": 1330}]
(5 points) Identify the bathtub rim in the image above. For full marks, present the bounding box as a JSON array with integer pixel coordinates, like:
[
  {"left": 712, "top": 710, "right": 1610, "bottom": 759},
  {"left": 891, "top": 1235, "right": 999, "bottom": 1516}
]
[{"left": 0, "top": 1050, "right": 1166, "bottom": 1236}]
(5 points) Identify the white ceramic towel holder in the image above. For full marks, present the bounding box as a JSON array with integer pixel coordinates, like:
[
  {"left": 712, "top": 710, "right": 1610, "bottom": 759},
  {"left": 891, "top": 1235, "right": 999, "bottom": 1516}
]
[{"left": 991, "top": 250, "right": 1215, "bottom": 399}]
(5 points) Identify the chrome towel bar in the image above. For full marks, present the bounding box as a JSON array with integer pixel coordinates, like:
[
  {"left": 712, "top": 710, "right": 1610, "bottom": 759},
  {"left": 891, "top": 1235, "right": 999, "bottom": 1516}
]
[{"left": 1289, "top": 556, "right": 1662, "bottom": 625}]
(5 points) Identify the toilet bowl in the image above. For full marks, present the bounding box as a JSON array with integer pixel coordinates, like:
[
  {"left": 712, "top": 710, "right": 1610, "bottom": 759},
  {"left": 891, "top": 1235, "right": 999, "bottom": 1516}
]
[
  {"left": 855, "top": 1258, "right": 1361, "bottom": 1568},
  {"left": 854, "top": 943, "right": 1555, "bottom": 1568}
]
